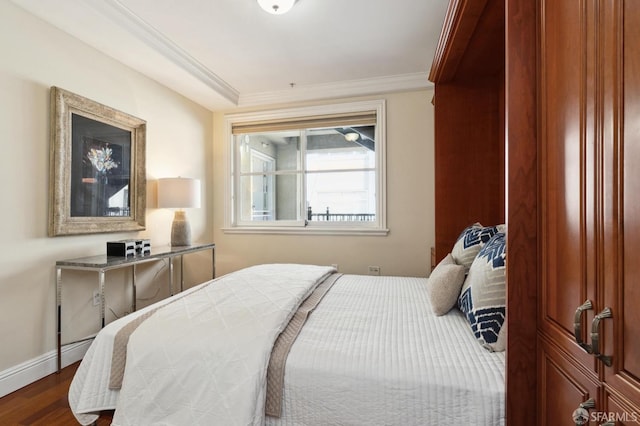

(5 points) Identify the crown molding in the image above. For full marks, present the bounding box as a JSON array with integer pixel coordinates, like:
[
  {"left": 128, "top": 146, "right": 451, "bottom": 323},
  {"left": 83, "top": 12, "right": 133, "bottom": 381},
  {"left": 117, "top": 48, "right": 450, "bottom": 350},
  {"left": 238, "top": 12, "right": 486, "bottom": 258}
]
[
  {"left": 22, "top": 0, "right": 432, "bottom": 109},
  {"left": 93, "top": 0, "right": 239, "bottom": 105},
  {"left": 238, "top": 73, "right": 433, "bottom": 107}
]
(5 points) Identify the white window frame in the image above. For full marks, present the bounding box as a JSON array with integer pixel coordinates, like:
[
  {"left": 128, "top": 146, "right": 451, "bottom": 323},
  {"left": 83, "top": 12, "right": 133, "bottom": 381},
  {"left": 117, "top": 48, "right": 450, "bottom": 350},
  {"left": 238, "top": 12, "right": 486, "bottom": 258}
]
[{"left": 223, "top": 99, "right": 388, "bottom": 236}]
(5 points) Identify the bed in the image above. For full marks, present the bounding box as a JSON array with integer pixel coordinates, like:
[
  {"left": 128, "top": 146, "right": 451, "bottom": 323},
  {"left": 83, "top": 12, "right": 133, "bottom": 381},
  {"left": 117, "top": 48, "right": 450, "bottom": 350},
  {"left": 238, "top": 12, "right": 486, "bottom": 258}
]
[{"left": 68, "top": 262, "right": 505, "bottom": 425}]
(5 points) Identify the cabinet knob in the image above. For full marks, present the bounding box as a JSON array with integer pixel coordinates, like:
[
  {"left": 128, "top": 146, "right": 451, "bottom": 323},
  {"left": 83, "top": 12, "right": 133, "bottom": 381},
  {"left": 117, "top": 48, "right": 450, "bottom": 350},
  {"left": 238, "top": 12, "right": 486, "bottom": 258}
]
[
  {"left": 580, "top": 398, "right": 596, "bottom": 410},
  {"left": 591, "top": 307, "right": 613, "bottom": 366},
  {"left": 573, "top": 398, "right": 595, "bottom": 425},
  {"left": 574, "top": 300, "right": 593, "bottom": 353}
]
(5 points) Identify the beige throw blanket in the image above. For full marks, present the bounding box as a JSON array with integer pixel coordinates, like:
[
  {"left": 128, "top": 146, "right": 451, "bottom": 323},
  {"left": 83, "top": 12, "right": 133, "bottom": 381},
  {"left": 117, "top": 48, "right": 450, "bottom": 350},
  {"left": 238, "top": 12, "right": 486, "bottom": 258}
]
[{"left": 265, "top": 273, "right": 342, "bottom": 417}]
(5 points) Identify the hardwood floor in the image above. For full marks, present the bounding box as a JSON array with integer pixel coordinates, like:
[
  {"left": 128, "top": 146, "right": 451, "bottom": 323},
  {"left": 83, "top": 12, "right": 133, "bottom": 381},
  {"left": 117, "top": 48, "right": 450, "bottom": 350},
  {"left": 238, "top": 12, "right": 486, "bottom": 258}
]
[{"left": 0, "top": 362, "right": 113, "bottom": 425}]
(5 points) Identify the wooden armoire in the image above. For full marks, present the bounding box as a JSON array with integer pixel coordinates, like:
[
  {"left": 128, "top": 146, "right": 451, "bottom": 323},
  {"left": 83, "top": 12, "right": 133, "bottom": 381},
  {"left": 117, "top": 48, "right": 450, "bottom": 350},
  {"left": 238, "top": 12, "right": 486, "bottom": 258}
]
[
  {"left": 538, "top": 0, "right": 640, "bottom": 424},
  {"left": 431, "top": 0, "right": 639, "bottom": 424}
]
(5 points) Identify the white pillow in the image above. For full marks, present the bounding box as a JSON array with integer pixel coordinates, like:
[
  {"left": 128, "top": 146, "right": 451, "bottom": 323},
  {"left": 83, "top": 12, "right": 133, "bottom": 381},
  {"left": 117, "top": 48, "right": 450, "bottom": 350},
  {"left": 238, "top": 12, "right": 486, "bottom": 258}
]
[{"left": 427, "top": 253, "right": 466, "bottom": 316}]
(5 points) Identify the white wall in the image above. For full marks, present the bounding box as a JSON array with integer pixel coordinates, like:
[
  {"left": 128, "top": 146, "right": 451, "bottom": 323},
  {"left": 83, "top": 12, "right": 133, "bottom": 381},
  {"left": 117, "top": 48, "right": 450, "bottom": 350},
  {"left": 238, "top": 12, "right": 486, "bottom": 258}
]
[
  {"left": 0, "top": 0, "right": 213, "bottom": 386},
  {"left": 212, "top": 90, "right": 435, "bottom": 278}
]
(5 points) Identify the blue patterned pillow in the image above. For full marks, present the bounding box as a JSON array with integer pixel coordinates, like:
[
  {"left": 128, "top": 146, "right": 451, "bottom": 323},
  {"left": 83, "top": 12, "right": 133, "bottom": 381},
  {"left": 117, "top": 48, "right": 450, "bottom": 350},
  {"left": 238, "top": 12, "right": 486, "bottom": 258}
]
[
  {"left": 457, "top": 232, "right": 507, "bottom": 352},
  {"left": 451, "top": 223, "right": 502, "bottom": 271}
]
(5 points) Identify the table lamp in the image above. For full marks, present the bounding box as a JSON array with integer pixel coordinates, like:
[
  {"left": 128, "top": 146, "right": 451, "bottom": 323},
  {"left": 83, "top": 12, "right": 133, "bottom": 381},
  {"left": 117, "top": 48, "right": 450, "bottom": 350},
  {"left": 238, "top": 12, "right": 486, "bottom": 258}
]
[{"left": 157, "top": 177, "right": 201, "bottom": 246}]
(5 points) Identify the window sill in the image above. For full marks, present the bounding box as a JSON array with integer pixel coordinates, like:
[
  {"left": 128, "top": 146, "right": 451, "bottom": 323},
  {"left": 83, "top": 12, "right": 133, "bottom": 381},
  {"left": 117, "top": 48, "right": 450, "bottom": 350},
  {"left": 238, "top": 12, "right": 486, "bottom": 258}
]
[{"left": 222, "top": 227, "right": 390, "bottom": 236}]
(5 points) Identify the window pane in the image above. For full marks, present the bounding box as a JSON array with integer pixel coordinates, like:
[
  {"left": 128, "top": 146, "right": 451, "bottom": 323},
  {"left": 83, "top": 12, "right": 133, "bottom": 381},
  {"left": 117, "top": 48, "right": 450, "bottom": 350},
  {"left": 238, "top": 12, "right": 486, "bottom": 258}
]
[
  {"left": 228, "top": 100, "right": 385, "bottom": 232},
  {"left": 306, "top": 126, "right": 375, "bottom": 172},
  {"left": 274, "top": 174, "right": 300, "bottom": 220},
  {"left": 237, "top": 132, "right": 300, "bottom": 173},
  {"left": 306, "top": 170, "right": 376, "bottom": 222},
  {"left": 239, "top": 173, "right": 301, "bottom": 222}
]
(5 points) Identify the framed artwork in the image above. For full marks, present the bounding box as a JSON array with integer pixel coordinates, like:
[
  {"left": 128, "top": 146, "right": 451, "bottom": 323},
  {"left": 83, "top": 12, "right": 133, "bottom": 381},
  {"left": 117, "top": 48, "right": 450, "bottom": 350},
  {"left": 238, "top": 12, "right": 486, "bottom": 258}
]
[{"left": 49, "top": 87, "right": 146, "bottom": 236}]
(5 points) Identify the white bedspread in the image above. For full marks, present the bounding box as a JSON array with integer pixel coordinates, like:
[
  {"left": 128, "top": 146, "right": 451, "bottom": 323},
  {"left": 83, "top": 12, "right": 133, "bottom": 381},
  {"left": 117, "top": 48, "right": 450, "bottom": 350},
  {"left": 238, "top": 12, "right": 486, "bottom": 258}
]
[
  {"left": 266, "top": 274, "right": 506, "bottom": 426},
  {"left": 69, "top": 263, "right": 334, "bottom": 426}
]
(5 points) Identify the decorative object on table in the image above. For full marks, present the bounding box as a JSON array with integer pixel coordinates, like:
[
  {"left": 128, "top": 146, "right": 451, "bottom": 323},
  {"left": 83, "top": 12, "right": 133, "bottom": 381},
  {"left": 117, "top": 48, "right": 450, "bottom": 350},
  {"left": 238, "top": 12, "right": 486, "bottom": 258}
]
[
  {"left": 48, "top": 87, "right": 147, "bottom": 236},
  {"left": 136, "top": 239, "right": 151, "bottom": 255},
  {"left": 106, "top": 240, "right": 137, "bottom": 257},
  {"left": 157, "top": 177, "right": 201, "bottom": 246},
  {"left": 107, "top": 239, "right": 152, "bottom": 257}
]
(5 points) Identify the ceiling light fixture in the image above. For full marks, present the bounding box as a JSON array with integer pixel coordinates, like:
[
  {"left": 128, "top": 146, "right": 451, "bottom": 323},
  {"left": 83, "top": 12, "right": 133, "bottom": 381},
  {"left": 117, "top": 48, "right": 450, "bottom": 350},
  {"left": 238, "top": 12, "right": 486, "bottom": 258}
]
[
  {"left": 257, "top": 0, "right": 296, "bottom": 15},
  {"left": 344, "top": 132, "right": 360, "bottom": 142}
]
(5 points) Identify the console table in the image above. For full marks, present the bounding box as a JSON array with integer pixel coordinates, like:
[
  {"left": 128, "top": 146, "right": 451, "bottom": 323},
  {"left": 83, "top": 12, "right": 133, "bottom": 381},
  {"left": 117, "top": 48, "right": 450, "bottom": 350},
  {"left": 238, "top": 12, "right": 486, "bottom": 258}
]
[{"left": 55, "top": 243, "right": 215, "bottom": 372}]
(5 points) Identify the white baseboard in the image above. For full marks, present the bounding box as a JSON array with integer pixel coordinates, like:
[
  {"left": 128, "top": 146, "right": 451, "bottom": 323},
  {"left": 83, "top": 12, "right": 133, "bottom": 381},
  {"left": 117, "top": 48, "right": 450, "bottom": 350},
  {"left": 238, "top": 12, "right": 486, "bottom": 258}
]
[{"left": 0, "top": 341, "right": 91, "bottom": 398}]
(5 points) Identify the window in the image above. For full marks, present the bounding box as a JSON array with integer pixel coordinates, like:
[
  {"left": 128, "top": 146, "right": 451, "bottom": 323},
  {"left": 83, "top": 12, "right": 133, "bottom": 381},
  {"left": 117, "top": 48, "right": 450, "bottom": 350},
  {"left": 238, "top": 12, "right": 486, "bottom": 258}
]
[{"left": 224, "top": 100, "right": 387, "bottom": 235}]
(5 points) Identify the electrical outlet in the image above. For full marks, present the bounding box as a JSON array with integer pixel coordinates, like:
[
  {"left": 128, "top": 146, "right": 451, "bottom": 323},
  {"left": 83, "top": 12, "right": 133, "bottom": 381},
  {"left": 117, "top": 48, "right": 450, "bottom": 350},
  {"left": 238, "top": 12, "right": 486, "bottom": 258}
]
[
  {"left": 331, "top": 263, "right": 338, "bottom": 271},
  {"left": 92, "top": 290, "right": 101, "bottom": 306},
  {"left": 368, "top": 265, "right": 380, "bottom": 276}
]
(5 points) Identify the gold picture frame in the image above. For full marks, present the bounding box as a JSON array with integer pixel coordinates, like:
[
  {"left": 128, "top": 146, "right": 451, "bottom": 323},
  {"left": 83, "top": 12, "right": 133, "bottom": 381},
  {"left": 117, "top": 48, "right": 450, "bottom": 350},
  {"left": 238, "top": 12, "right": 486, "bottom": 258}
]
[{"left": 48, "top": 87, "right": 146, "bottom": 236}]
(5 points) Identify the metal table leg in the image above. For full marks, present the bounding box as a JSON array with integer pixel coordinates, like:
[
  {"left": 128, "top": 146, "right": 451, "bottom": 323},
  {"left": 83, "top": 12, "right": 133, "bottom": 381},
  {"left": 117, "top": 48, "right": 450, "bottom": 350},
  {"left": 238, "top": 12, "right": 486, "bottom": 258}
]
[
  {"left": 169, "top": 256, "right": 174, "bottom": 296},
  {"left": 56, "top": 266, "right": 62, "bottom": 373},
  {"left": 132, "top": 264, "right": 137, "bottom": 312},
  {"left": 211, "top": 249, "right": 216, "bottom": 279},
  {"left": 99, "top": 270, "right": 106, "bottom": 328},
  {"left": 180, "top": 255, "right": 185, "bottom": 292}
]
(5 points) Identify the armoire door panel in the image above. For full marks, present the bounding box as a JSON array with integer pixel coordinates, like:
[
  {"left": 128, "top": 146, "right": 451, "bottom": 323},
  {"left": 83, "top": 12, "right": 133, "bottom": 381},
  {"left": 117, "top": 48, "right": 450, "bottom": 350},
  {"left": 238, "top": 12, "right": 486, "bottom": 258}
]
[
  {"left": 540, "top": 325, "right": 599, "bottom": 375},
  {"left": 539, "top": 0, "right": 597, "bottom": 363},
  {"left": 539, "top": 0, "right": 640, "bottom": 420},
  {"left": 539, "top": 337, "right": 600, "bottom": 425},
  {"left": 602, "top": 0, "right": 640, "bottom": 409},
  {"left": 603, "top": 387, "right": 640, "bottom": 426},
  {"left": 620, "top": 0, "right": 640, "bottom": 391}
]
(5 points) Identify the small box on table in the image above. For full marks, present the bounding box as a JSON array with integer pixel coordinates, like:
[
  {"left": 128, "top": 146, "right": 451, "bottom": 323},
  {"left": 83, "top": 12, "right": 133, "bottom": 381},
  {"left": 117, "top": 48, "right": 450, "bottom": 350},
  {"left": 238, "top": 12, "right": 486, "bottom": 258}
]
[
  {"left": 106, "top": 240, "right": 137, "bottom": 257},
  {"left": 136, "top": 239, "right": 151, "bottom": 255}
]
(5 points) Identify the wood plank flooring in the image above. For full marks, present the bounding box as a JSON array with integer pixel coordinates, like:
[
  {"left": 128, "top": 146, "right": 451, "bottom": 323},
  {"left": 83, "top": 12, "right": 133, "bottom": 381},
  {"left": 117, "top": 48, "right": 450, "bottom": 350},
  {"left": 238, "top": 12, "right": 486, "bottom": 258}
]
[{"left": 0, "top": 362, "right": 112, "bottom": 425}]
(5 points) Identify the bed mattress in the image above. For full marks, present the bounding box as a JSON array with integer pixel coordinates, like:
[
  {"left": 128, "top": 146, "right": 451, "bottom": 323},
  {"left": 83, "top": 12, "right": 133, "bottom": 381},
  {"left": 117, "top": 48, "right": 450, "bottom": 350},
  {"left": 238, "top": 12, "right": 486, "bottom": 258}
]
[{"left": 266, "top": 274, "right": 505, "bottom": 425}]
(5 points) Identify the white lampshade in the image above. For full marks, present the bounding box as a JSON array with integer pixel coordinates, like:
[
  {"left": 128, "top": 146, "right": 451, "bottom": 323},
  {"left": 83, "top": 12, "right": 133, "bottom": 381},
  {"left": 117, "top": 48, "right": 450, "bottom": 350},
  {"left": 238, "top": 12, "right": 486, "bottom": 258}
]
[
  {"left": 158, "top": 177, "right": 201, "bottom": 246},
  {"left": 157, "top": 177, "right": 201, "bottom": 209},
  {"left": 257, "top": 0, "right": 296, "bottom": 15}
]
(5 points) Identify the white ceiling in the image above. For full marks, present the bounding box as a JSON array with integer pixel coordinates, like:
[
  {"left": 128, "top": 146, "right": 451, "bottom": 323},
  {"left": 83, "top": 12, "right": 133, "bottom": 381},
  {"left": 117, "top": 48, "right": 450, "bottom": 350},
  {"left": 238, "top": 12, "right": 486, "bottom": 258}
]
[{"left": 11, "top": 0, "right": 448, "bottom": 110}]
